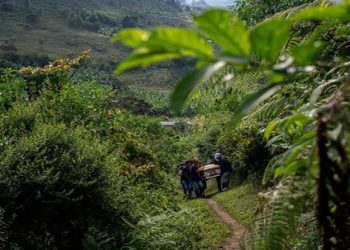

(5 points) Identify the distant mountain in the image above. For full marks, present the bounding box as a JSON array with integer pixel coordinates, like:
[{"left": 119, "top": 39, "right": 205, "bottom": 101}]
[
  {"left": 206, "top": 0, "right": 232, "bottom": 7},
  {"left": 191, "top": 0, "right": 210, "bottom": 11},
  {"left": 0, "top": 0, "right": 192, "bottom": 87},
  {"left": 184, "top": 0, "right": 231, "bottom": 7}
]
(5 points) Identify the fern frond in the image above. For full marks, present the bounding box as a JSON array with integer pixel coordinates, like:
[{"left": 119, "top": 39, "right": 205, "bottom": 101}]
[
  {"left": 247, "top": 97, "right": 291, "bottom": 122},
  {"left": 243, "top": 176, "right": 319, "bottom": 250},
  {"left": 188, "top": 67, "right": 265, "bottom": 111}
]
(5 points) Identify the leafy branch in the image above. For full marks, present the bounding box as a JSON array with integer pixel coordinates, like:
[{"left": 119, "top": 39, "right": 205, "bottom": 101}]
[{"left": 113, "top": 3, "right": 350, "bottom": 122}]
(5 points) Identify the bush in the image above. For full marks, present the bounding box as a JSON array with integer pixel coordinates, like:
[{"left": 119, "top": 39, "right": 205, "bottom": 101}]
[
  {"left": 49, "top": 81, "right": 114, "bottom": 128},
  {"left": 82, "top": 21, "right": 101, "bottom": 32},
  {"left": 0, "top": 123, "right": 124, "bottom": 249},
  {"left": 122, "top": 16, "right": 139, "bottom": 28},
  {"left": 216, "top": 120, "right": 271, "bottom": 182},
  {"left": 0, "top": 59, "right": 18, "bottom": 69},
  {"left": 195, "top": 126, "right": 221, "bottom": 160},
  {"left": 0, "top": 69, "right": 26, "bottom": 110},
  {"left": 0, "top": 102, "right": 39, "bottom": 151}
]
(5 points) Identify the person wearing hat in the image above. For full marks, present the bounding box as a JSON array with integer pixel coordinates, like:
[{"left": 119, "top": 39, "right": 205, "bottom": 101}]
[{"left": 214, "top": 153, "right": 233, "bottom": 191}]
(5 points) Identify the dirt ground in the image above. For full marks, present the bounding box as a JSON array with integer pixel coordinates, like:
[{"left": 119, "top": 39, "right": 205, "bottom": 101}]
[{"left": 206, "top": 198, "right": 246, "bottom": 249}]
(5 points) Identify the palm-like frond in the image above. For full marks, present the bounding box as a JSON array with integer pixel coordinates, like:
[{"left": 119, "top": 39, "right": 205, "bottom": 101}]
[
  {"left": 188, "top": 67, "right": 265, "bottom": 112},
  {"left": 243, "top": 176, "right": 318, "bottom": 250}
]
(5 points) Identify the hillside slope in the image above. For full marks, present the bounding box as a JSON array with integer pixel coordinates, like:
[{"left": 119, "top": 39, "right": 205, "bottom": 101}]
[{"left": 0, "top": 0, "right": 191, "bottom": 87}]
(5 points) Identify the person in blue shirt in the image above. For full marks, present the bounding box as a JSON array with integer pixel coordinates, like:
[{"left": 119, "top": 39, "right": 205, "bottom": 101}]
[{"left": 214, "top": 153, "right": 233, "bottom": 191}]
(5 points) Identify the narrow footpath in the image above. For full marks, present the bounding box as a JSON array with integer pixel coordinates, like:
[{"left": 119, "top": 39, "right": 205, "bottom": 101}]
[{"left": 206, "top": 198, "right": 246, "bottom": 250}]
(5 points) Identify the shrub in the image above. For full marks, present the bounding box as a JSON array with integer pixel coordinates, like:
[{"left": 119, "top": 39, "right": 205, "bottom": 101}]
[
  {"left": 69, "top": 15, "right": 83, "bottom": 27},
  {"left": 82, "top": 21, "right": 101, "bottom": 32},
  {"left": 0, "top": 59, "right": 18, "bottom": 69},
  {"left": 216, "top": 120, "right": 270, "bottom": 182},
  {"left": 0, "top": 69, "right": 26, "bottom": 110},
  {"left": 0, "top": 123, "right": 124, "bottom": 249},
  {"left": 0, "top": 102, "right": 39, "bottom": 151},
  {"left": 122, "top": 16, "right": 139, "bottom": 28},
  {"left": 195, "top": 126, "right": 221, "bottom": 160},
  {"left": 49, "top": 81, "right": 114, "bottom": 128}
]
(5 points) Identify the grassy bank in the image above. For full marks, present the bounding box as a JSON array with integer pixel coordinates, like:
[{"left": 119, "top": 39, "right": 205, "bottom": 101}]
[
  {"left": 214, "top": 183, "right": 263, "bottom": 226},
  {"left": 185, "top": 198, "right": 231, "bottom": 249}
]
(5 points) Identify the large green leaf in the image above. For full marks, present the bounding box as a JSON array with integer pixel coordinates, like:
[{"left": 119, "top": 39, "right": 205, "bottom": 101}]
[
  {"left": 275, "top": 159, "right": 307, "bottom": 178},
  {"left": 250, "top": 19, "right": 290, "bottom": 63},
  {"left": 147, "top": 28, "right": 213, "bottom": 58},
  {"left": 112, "top": 28, "right": 213, "bottom": 58},
  {"left": 194, "top": 9, "right": 250, "bottom": 56},
  {"left": 281, "top": 113, "right": 310, "bottom": 133},
  {"left": 292, "top": 42, "right": 324, "bottom": 66},
  {"left": 292, "top": 6, "right": 350, "bottom": 23},
  {"left": 264, "top": 118, "right": 281, "bottom": 139},
  {"left": 275, "top": 131, "right": 315, "bottom": 178},
  {"left": 114, "top": 52, "right": 181, "bottom": 75},
  {"left": 111, "top": 29, "right": 150, "bottom": 47},
  {"left": 170, "top": 61, "right": 226, "bottom": 112},
  {"left": 113, "top": 27, "right": 214, "bottom": 75}
]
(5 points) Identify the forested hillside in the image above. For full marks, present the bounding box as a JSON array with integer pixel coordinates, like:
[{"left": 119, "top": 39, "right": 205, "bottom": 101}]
[{"left": 0, "top": 0, "right": 191, "bottom": 87}]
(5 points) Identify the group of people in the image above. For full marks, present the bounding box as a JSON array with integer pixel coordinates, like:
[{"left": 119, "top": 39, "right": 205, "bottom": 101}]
[
  {"left": 178, "top": 158, "right": 206, "bottom": 198},
  {"left": 177, "top": 153, "right": 233, "bottom": 198}
]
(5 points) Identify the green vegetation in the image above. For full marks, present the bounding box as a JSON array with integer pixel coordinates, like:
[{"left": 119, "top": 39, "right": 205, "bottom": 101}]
[
  {"left": 0, "top": 0, "right": 192, "bottom": 87},
  {"left": 215, "top": 184, "right": 262, "bottom": 226},
  {"left": 115, "top": 1, "right": 350, "bottom": 249},
  {"left": 0, "top": 53, "right": 225, "bottom": 249},
  {"left": 183, "top": 199, "right": 231, "bottom": 249},
  {"left": 232, "top": 0, "right": 314, "bottom": 26},
  {"left": 2, "top": 0, "right": 350, "bottom": 249},
  {"left": 129, "top": 86, "right": 171, "bottom": 112}
]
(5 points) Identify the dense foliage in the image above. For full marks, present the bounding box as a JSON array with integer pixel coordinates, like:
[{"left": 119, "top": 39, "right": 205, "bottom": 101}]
[
  {"left": 0, "top": 54, "right": 218, "bottom": 249},
  {"left": 115, "top": 1, "right": 350, "bottom": 249},
  {"left": 232, "top": 0, "right": 314, "bottom": 25},
  {"left": 2, "top": 1, "right": 350, "bottom": 249}
]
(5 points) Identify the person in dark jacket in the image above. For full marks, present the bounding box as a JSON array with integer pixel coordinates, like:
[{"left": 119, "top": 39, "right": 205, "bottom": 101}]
[
  {"left": 190, "top": 158, "right": 202, "bottom": 198},
  {"left": 195, "top": 159, "right": 207, "bottom": 197},
  {"left": 178, "top": 161, "right": 191, "bottom": 198},
  {"left": 214, "top": 153, "right": 233, "bottom": 191}
]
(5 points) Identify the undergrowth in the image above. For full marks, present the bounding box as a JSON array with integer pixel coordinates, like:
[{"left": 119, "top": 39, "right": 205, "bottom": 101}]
[{"left": 214, "top": 183, "right": 263, "bottom": 226}]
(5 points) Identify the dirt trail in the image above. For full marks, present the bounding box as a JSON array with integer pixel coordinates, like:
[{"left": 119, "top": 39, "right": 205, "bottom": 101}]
[{"left": 206, "top": 198, "right": 246, "bottom": 250}]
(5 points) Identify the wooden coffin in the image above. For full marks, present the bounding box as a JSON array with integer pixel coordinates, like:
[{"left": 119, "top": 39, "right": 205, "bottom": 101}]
[{"left": 197, "top": 164, "right": 221, "bottom": 179}]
